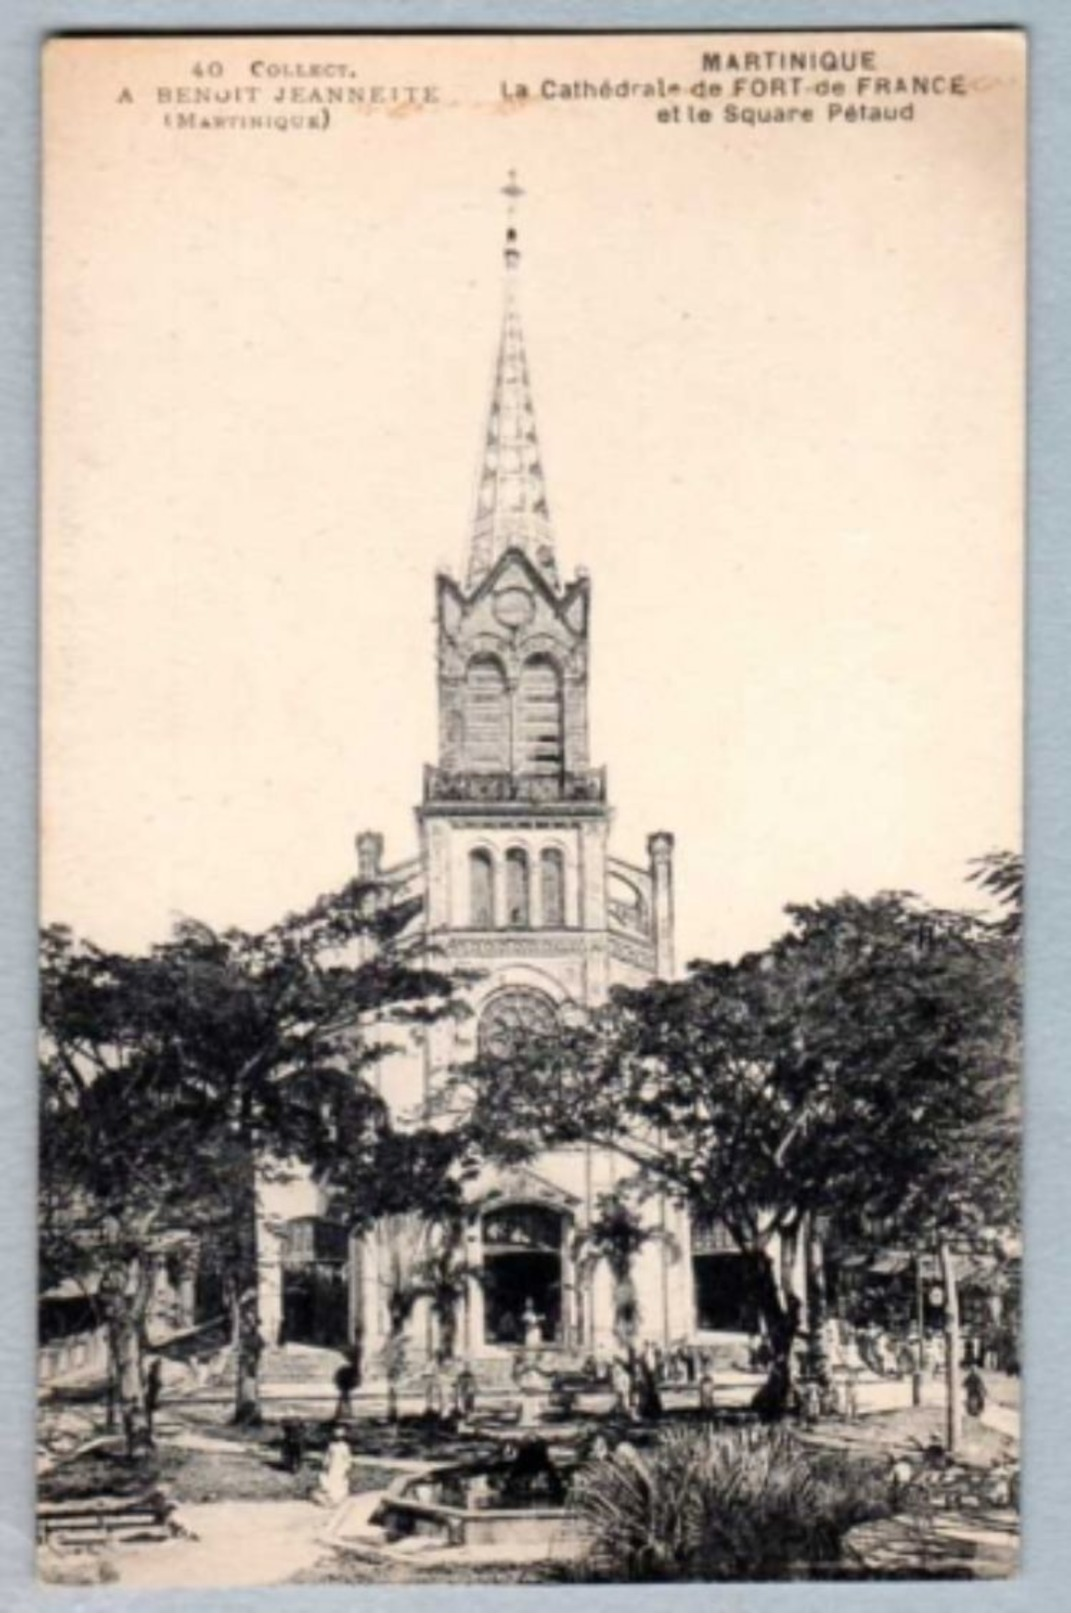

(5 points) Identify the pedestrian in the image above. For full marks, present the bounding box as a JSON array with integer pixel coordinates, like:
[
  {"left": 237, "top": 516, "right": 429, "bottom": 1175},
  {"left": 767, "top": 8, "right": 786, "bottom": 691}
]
[
  {"left": 964, "top": 1365, "right": 987, "bottom": 1419},
  {"left": 798, "top": 1378, "right": 821, "bottom": 1428},
  {"left": 144, "top": 1356, "right": 163, "bottom": 1439},
  {"left": 843, "top": 1368, "right": 860, "bottom": 1421},
  {"left": 281, "top": 1417, "right": 307, "bottom": 1474},
  {"left": 454, "top": 1363, "right": 477, "bottom": 1420},
  {"left": 636, "top": 1359, "right": 663, "bottom": 1421},
  {"left": 610, "top": 1356, "right": 632, "bottom": 1417},
  {"left": 313, "top": 1426, "right": 353, "bottom": 1508},
  {"left": 333, "top": 1346, "right": 361, "bottom": 1421}
]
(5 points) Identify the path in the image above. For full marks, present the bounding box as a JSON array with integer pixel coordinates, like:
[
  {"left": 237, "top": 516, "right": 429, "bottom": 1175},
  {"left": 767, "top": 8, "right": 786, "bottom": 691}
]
[
  {"left": 111, "top": 1493, "right": 384, "bottom": 1588},
  {"left": 979, "top": 1400, "right": 1019, "bottom": 1443}
]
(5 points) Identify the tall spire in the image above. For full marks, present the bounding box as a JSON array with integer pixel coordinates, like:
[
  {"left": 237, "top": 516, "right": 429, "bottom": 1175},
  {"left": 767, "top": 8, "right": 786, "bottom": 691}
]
[{"left": 466, "top": 173, "right": 559, "bottom": 593}]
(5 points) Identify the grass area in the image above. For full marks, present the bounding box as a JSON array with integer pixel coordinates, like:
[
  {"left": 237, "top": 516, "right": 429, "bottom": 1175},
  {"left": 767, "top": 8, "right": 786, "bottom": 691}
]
[
  {"left": 40, "top": 1433, "right": 404, "bottom": 1508},
  {"left": 40, "top": 1448, "right": 163, "bottom": 1505},
  {"left": 158, "top": 1447, "right": 401, "bottom": 1505},
  {"left": 799, "top": 1402, "right": 1015, "bottom": 1470}
]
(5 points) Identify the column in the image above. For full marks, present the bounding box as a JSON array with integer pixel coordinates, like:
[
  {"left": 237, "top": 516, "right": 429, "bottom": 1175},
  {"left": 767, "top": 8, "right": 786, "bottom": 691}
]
[{"left": 647, "top": 831, "right": 676, "bottom": 979}]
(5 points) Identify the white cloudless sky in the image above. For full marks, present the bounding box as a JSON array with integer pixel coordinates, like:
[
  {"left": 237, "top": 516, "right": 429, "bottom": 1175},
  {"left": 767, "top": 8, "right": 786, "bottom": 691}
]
[{"left": 42, "top": 33, "right": 1024, "bottom": 965}]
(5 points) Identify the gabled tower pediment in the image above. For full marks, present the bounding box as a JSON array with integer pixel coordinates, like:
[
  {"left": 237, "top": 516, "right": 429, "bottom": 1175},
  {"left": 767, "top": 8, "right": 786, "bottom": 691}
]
[{"left": 437, "top": 547, "right": 589, "bottom": 674}]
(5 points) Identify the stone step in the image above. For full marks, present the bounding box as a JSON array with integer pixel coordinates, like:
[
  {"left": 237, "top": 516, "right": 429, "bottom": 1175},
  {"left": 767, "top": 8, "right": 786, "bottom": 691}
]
[
  {"left": 259, "top": 1346, "right": 348, "bottom": 1385},
  {"left": 38, "top": 1492, "right": 176, "bottom": 1549}
]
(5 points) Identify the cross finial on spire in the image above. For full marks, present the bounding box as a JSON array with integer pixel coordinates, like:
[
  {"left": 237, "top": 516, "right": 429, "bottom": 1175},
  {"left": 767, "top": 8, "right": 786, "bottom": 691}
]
[{"left": 502, "top": 169, "right": 525, "bottom": 212}]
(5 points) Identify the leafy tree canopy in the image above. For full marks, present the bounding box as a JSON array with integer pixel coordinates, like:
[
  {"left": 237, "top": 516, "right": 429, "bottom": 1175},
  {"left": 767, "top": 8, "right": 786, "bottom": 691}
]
[{"left": 450, "top": 884, "right": 1019, "bottom": 1256}]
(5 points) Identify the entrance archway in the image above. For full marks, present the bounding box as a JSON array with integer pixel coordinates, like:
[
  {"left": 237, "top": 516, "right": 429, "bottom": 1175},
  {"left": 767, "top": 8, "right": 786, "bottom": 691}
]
[
  {"left": 691, "top": 1215, "right": 757, "bottom": 1334},
  {"left": 480, "top": 1204, "right": 566, "bottom": 1346},
  {"left": 693, "top": 1253, "right": 757, "bottom": 1334},
  {"left": 279, "top": 1216, "right": 350, "bottom": 1349}
]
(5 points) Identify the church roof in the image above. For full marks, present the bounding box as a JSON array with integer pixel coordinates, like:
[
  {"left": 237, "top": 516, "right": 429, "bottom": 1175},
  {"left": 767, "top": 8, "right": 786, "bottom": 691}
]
[{"left": 466, "top": 174, "right": 559, "bottom": 595}]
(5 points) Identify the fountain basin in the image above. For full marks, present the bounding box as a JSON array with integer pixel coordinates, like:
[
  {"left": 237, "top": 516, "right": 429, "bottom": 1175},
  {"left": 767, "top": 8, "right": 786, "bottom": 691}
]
[{"left": 370, "top": 1455, "right": 580, "bottom": 1551}]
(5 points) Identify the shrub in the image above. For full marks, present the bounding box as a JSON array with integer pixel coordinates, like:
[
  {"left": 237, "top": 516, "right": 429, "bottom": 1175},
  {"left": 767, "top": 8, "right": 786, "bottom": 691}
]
[{"left": 571, "top": 1424, "right": 890, "bottom": 1581}]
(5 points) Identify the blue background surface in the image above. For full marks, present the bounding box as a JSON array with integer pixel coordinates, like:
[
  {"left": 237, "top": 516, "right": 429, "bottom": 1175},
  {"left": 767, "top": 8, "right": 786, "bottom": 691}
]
[{"left": 2, "top": 4, "right": 1067, "bottom": 1608}]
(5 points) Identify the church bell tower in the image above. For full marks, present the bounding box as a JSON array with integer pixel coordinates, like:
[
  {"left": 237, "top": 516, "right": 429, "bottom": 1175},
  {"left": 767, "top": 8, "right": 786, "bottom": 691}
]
[{"left": 418, "top": 176, "right": 617, "bottom": 993}]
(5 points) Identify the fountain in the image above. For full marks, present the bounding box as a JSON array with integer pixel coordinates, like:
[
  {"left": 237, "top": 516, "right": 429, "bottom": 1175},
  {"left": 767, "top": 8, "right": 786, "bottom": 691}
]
[{"left": 326, "top": 1436, "right": 583, "bottom": 1563}]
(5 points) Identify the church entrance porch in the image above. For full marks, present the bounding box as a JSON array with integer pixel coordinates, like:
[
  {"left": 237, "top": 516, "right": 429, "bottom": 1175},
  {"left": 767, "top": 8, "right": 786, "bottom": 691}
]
[
  {"left": 483, "top": 1249, "right": 561, "bottom": 1346},
  {"left": 476, "top": 1202, "right": 571, "bottom": 1350}
]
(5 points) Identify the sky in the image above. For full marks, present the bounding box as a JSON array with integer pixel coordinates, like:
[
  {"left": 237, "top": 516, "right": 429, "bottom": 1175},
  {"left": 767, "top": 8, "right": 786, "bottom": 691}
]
[{"left": 42, "top": 32, "right": 1024, "bottom": 966}]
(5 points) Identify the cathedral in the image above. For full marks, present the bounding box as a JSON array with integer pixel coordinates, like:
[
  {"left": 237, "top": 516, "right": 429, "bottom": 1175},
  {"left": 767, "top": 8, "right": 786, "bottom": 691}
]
[{"left": 258, "top": 188, "right": 754, "bottom": 1366}]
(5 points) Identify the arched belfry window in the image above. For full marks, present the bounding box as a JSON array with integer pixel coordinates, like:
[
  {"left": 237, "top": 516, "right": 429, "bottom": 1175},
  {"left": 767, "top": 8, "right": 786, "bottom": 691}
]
[
  {"left": 517, "top": 655, "right": 563, "bottom": 775},
  {"left": 469, "top": 849, "right": 495, "bottom": 929},
  {"left": 464, "top": 656, "right": 509, "bottom": 772},
  {"left": 505, "top": 848, "right": 530, "bottom": 928},
  {"left": 540, "top": 848, "right": 566, "bottom": 928}
]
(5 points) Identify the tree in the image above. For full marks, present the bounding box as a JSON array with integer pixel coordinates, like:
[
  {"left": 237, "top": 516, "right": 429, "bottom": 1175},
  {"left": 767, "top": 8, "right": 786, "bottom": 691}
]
[
  {"left": 968, "top": 849, "right": 1023, "bottom": 938},
  {"left": 451, "top": 887, "right": 1018, "bottom": 1415},
  {"left": 39, "top": 877, "right": 460, "bottom": 1438},
  {"left": 904, "top": 851, "right": 1021, "bottom": 1449},
  {"left": 40, "top": 924, "right": 210, "bottom": 1454},
  {"left": 573, "top": 1192, "right": 659, "bottom": 1365},
  {"left": 323, "top": 1125, "right": 476, "bottom": 1416}
]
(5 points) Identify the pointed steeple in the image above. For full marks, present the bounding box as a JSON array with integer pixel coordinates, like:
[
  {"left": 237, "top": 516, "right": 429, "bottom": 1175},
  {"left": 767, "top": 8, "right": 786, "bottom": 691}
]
[{"left": 466, "top": 174, "right": 559, "bottom": 593}]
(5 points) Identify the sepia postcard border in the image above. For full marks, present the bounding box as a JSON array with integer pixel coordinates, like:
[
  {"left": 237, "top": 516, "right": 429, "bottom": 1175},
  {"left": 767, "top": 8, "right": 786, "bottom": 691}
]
[{"left": 4, "top": 1, "right": 1071, "bottom": 1610}]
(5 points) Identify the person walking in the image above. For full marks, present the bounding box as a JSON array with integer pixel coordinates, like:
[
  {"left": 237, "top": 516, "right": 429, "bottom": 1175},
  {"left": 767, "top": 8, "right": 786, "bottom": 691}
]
[
  {"left": 964, "top": 1365, "right": 987, "bottom": 1419},
  {"left": 333, "top": 1345, "right": 361, "bottom": 1421},
  {"left": 144, "top": 1356, "right": 164, "bottom": 1441}
]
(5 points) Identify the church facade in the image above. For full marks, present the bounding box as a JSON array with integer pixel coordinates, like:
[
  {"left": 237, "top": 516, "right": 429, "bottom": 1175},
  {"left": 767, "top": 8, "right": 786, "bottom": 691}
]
[{"left": 257, "top": 200, "right": 755, "bottom": 1365}]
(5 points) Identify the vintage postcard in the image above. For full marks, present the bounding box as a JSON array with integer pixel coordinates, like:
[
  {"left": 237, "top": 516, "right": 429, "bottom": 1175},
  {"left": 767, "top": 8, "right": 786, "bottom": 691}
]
[{"left": 39, "top": 31, "right": 1024, "bottom": 1587}]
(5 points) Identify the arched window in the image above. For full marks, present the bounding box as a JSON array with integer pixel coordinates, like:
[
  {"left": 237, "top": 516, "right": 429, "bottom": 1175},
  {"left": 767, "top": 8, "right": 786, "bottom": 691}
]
[
  {"left": 505, "top": 848, "right": 530, "bottom": 928},
  {"left": 517, "top": 655, "right": 563, "bottom": 775},
  {"left": 469, "top": 849, "right": 495, "bottom": 929},
  {"left": 478, "top": 988, "right": 559, "bottom": 1058},
  {"left": 540, "top": 847, "right": 566, "bottom": 928},
  {"left": 464, "top": 656, "right": 509, "bottom": 772}
]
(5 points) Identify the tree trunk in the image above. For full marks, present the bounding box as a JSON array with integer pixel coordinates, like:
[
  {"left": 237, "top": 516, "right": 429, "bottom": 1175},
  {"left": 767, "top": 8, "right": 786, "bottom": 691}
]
[
  {"left": 749, "top": 1231, "right": 804, "bottom": 1420},
  {"left": 99, "top": 1256, "right": 152, "bottom": 1458},
  {"left": 224, "top": 1185, "right": 263, "bottom": 1425},
  {"left": 804, "top": 1218, "right": 832, "bottom": 1386},
  {"left": 939, "top": 1238, "right": 962, "bottom": 1456},
  {"left": 612, "top": 1268, "right": 639, "bottom": 1355},
  {"left": 231, "top": 1283, "right": 264, "bottom": 1426},
  {"left": 437, "top": 1297, "right": 458, "bottom": 1364}
]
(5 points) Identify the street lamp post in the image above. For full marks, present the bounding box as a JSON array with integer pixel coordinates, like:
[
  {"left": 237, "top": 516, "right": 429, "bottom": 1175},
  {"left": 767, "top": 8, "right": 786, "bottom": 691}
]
[
  {"left": 938, "top": 1238, "right": 962, "bottom": 1455},
  {"left": 913, "top": 1250, "right": 925, "bottom": 1408}
]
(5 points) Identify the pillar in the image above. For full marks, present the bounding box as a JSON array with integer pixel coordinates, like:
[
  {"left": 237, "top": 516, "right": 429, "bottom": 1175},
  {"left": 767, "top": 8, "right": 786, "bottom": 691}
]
[
  {"left": 647, "top": 830, "right": 676, "bottom": 979},
  {"left": 464, "top": 1217, "right": 485, "bottom": 1354},
  {"left": 175, "top": 1242, "right": 200, "bottom": 1330},
  {"left": 347, "top": 1233, "right": 364, "bottom": 1347}
]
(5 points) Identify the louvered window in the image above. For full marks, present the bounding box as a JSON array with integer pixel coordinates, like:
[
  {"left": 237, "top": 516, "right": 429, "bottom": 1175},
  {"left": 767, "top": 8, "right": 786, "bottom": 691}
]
[
  {"left": 505, "top": 848, "right": 530, "bottom": 928},
  {"left": 517, "top": 655, "right": 562, "bottom": 774},
  {"left": 469, "top": 850, "right": 495, "bottom": 928},
  {"left": 464, "top": 656, "right": 509, "bottom": 771},
  {"left": 541, "top": 848, "right": 565, "bottom": 928}
]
